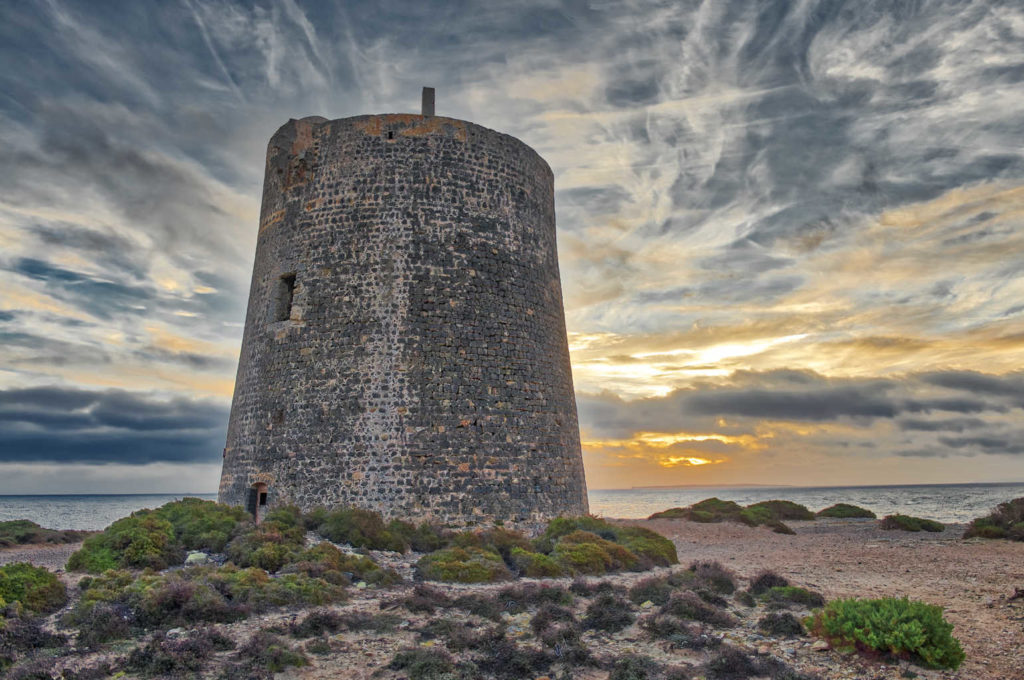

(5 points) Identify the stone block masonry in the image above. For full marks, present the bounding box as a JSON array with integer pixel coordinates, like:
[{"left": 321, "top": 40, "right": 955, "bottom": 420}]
[{"left": 219, "top": 109, "right": 588, "bottom": 524}]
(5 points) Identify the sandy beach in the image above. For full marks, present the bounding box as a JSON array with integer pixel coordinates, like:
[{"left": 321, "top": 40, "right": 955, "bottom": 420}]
[{"left": 4, "top": 518, "right": 1022, "bottom": 680}]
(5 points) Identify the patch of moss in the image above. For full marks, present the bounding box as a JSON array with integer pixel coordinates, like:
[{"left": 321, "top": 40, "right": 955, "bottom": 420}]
[
  {"left": 416, "top": 546, "right": 512, "bottom": 583},
  {"left": 879, "top": 514, "right": 944, "bottom": 533},
  {"left": 0, "top": 563, "right": 67, "bottom": 615},
  {"left": 816, "top": 503, "right": 876, "bottom": 519}
]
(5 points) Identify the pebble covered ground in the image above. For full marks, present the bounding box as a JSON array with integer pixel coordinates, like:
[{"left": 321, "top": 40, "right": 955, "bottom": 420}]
[{"left": 3, "top": 517, "right": 1022, "bottom": 680}]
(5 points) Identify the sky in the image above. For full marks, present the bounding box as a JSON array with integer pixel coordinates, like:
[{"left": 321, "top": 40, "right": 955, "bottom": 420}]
[{"left": 1, "top": 0, "right": 1023, "bottom": 493}]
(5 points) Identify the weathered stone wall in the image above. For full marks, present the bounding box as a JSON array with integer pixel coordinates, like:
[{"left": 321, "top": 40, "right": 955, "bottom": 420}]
[{"left": 219, "top": 113, "right": 588, "bottom": 523}]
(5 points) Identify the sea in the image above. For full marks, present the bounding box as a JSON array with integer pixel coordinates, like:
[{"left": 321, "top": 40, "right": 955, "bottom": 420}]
[{"left": 1, "top": 482, "right": 1022, "bottom": 531}]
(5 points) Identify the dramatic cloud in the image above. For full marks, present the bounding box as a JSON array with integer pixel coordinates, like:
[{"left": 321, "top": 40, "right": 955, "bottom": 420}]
[{"left": 1, "top": 0, "right": 1023, "bottom": 491}]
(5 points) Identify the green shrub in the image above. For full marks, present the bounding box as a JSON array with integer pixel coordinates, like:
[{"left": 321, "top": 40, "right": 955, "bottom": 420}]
[
  {"left": 0, "top": 520, "right": 90, "bottom": 547},
  {"left": 542, "top": 515, "right": 621, "bottom": 541},
  {"left": 289, "top": 609, "right": 344, "bottom": 638},
  {"left": 0, "top": 563, "right": 67, "bottom": 614},
  {"left": 153, "top": 497, "right": 250, "bottom": 551},
  {"left": 964, "top": 497, "right": 1024, "bottom": 540},
  {"left": 613, "top": 525, "right": 678, "bottom": 567},
  {"left": 416, "top": 546, "right": 512, "bottom": 583},
  {"left": 808, "top": 597, "right": 965, "bottom": 669},
  {"left": 68, "top": 514, "right": 177, "bottom": 572},
  {"left": 761, "top": 586, "right": 825, "bottom": 609},
  {"left": 746, "top": 500, "right": 815, "bottom": 521},
  {"left": 314, "top": 506, "right": 408, "bottom": 551},
  {"left": 691, "top": 498, "right": 744, "bottom": 517},
  {"left": 285, "top": 541, "right": 401, "bottom": 586},
  {"left": 816, "top": 503, "right": 876, "bottom": 519},
  {"left": 553, "top": 530, "right": 639, "bottom": 575},
  {"left": 225, "top": 519, "right": 306, "bottom": 572},
  {"left": 68, "top": 564, "right": 345, "bottom": 634},
  {"left": 879, "top": 515, "right": 944, "bottom": 533},
  {"left": 647, "top": 507, "right": 689, "bottom": 520},
  {"left": 386, "top": 520, "right": 450, "bottom": 553},
  {"left": 508, "top": 547, "right": 566, "bottom": 577},
  {"left": 0, "top": 610, "right": 67, "bottom": 670}
]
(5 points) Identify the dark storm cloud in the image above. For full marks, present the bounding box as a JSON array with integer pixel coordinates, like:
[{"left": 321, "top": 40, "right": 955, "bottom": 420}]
[
  {"left": 897, "top": 417, "right": 987, "bottom": 433},
  {"left": 0, "top": 386, "right": 228, "bottom": 464}
]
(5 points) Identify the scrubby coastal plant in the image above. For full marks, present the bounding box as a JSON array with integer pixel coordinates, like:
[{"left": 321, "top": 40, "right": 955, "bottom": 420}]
[
  {"left": 0, "top": 520, "right": 91, "bottom": 548},
  {"left": 415, "top": 546, "right": 513, "bottom": 583},
  {"left": 963, "top": 497, "right": 1024, "bottom": 540},
  {"left": 879, "top": 514, "right": 944, "bottom": 532},
  {"left": 0, "top": 563, "right": 67, "bottom": 615},
  {"left": 816, "top": 503, "right": 876, "bottom": 519},
  {"left": 807, "top": 597, "right": 965, "bottom": 669},
  {"left": 760, "top": 586, "right": 825, "bottom": 609},
  {"left": 584, "top": 591, "right": 634, "bottom": 631},
  {"left": 758, "top": 611, "right": 805, "bottom": 636},
  {"left": 415, "top": 515, "right": 677, "bottom": 583},
  {"left": 223, "top": 630, "right": 309, "bottom": 676},
  {"left": 746, "top": 500, "right": 815, "bottom": 521},
  {"left": 688, "top": 560, "right": 736, "bottom": 595}
]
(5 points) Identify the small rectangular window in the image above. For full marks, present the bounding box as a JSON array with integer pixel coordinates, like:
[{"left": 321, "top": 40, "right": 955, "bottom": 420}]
[
  {"left": 259, "top": 492, "right": 268, "bottom": 506},
  {"left": 272, "top": 273, "right": 296, "bottom": 322}
]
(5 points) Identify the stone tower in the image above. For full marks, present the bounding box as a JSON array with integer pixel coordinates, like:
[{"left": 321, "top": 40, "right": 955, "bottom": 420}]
[{"left": 219, "top": 91, "right": 589, "bottom": 524}]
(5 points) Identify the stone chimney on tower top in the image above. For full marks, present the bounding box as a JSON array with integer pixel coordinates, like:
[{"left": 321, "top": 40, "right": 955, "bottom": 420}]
[{"left": 421, "top": 86, "right": 435, "bottom": 117}]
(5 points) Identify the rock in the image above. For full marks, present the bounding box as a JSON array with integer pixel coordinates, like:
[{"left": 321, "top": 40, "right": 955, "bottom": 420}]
[
  {"left": 757, "top": 645, "right": 771, "bottom": 655},
  {"left": 640, "top": 600, "right": 655, "bottom": 609},
  {"left": 166, "top": 628, "right": 187, "bottom": 639},
  {"left": 185, "top": 551, "right": 209, "bottom": 566},
  {"left": 811, "top": 640, "right": 830, "bottom": 652},
  {"left": 355, "top": 581, "right": 368, "bottom": 589}
]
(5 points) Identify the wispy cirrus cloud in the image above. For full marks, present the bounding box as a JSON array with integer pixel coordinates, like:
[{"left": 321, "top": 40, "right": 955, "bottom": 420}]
[{"left": 1, "top": 0, "right": 1023, "bottom": 491}]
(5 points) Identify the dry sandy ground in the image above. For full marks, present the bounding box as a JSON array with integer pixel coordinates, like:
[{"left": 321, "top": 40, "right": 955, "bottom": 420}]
[
  {"left": 3, "top": 519, "right": 1022, "bottom": 679},
  {"left": 642, "top": 517, "right": 1024, "bottom": 680}
]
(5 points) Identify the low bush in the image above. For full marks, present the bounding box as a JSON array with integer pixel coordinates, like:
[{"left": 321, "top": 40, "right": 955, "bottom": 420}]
[
  {"left": 758, "top": 611, "right": 805, "bottom": 636},
  {"left": 74, "top": 601, "right": 133, "bottom": 648},
  {"left": 553, "top": 530, "right": 639, "bottom": 574},
  {"left": 508, "top": 547, "right": 566, "bottom": 577},
  {"left": 688, "top": 560, "right": 736, "bottom": 595},
  {"left": 879, "top": 514, "right": 944, "bottom": 532},
  {"left": 497, "top": 582, "right": 573, "bottom": 613},
  {"left": 748, "top": 569, "right": 788, "bottom": 595},
  {"left": 388, "top": 648, "right": 459, "bottom": 680},
  {"left": 225, "top": 518, "right": 306, "bottom": 572},
  {"left": 68, "top": 564, "right": 346, "bottom": 636},
  {"left": 569, "top": 577, "right": 624, "bottom": 597},
  {"left": 584, "top": 591, "right": 634, "bottom": 631},
  {"left": 0, "top": 612, "right": 67, "bottom": 671},
  {"left": 394, "top": 583, "right": 452, "bottom": 613},
  {"left": 608, "top": 654, "right": 692, "bottom": 680},
  {"left": 224, "top": 631, "right": 308, "bottom": 677},
  {"left": 0, "top": 520, "right": 90, "bottom": 547},
  {"left": 542, "top": 516, "right": 678, "bottom": 570},
  {"left": 472, "top": 638, "right": 553, "bottom": 680},
  {"left": 649, "top": 499, "right": 795, "bottom": 534},
  {"left": 816, "top": 503, "right": 876, "bottom": 519},
  {"left": 336, "top": 611, "right": 401, "bottom": 632},
  {"left": 68, "top": 499, "right": 253, "bottom": 573},
  {"left": 760, "top": 586, "right": 825, "bottom": 609},
  {"left": 964, "top": 497, "right": 1024, "bottom": 540},
  {"left": 629, "top": 575, "right": 674, "bottom": 605},
  {"left": 419, "top": 618, "right": 505, "bottom": 652},
  {"left": 125, "top": 628, "right": 234, "bottom": 677},
  {"left": 314, "top": 506, "right": 408, "bottom": 552},
  {"left": 289, "top": 609, "right": 344, "bottom": 638},
  {"left": 0, "top": 563, "right": 66, "bottom": 614},
  {"left": 807, "top": 597, "right": 965, "bottom": 669},
  {"left": 647, "top": 507, "right": 689, "bottom": 520},
  {"left": 416, "top": 546, "right": 512, "bottom": 583},
  {"left": 661, "top": 591, "right": 736, "bottom": 627},
  {"left": 704, "top": 645, "right": 759, "bottom": 680},
  {"left": 284, "top": 541, "right": 401, "bottom": 586},
  {"left": 746, "top": 500, "right": 815, "bottom": 521},
  {"left": 452, "top": 593, "right": 503, "bottom": 621}
]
